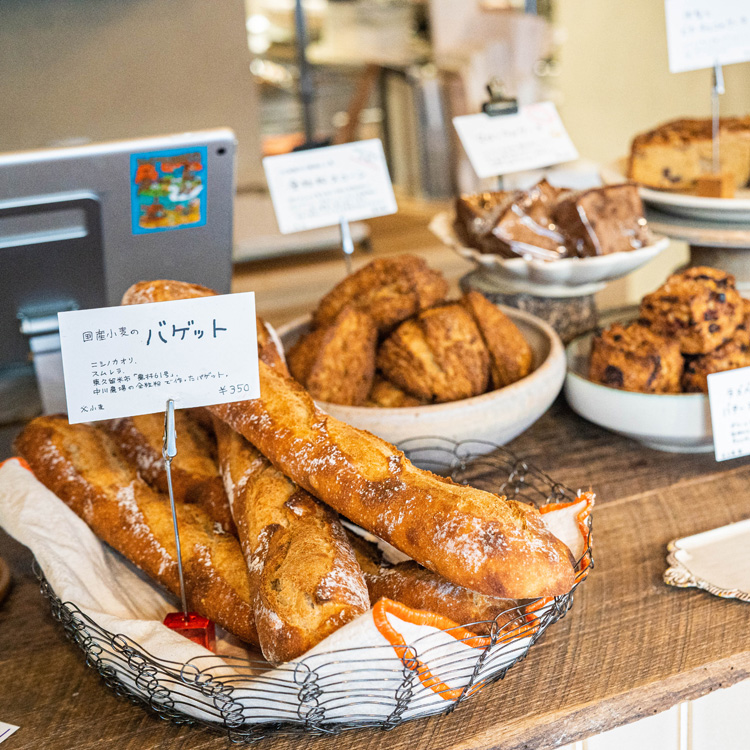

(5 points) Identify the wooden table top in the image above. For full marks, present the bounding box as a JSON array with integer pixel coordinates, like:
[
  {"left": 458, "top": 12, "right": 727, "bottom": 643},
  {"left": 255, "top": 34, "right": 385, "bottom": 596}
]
[{"left": 2, "top": 399, "right": 750, "bottom": 750}]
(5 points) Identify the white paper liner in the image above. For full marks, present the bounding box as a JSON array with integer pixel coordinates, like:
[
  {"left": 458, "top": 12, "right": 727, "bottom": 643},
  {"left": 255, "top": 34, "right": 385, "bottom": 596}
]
[{"left": 0, "top": 458, "right": 591, "bottom": 727}]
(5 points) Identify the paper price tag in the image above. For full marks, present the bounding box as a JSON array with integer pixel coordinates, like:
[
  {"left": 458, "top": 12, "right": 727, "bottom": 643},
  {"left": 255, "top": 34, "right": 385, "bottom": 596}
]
[
  {"left": 59, "top": 294, "right": 260, "bottom": 424},
  {"left": 0, "top": 723, "right": 19, "bottom": 745},
  {"left": 665, "top": 0, "right": 750, "bottom": 73},
  {"left": 263, "top": 139, "right": 397, "bottom": 234},
  {"left": 707, "top": 366, "right": 750, "bottom": 461},
  {"left": 452, "top": 102, "right": 579, "bottom": 179}
]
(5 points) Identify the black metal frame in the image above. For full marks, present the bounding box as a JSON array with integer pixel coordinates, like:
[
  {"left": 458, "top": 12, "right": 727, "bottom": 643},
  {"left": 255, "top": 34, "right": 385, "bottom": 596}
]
[{"left": 37, "top": 438, "right": 593, "bottom": 743}]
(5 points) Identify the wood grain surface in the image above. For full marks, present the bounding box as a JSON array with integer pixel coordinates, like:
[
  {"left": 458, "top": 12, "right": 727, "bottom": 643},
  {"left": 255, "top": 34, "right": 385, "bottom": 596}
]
[{"left": 2, "top": 399, "right": 750, "bottom": 750}]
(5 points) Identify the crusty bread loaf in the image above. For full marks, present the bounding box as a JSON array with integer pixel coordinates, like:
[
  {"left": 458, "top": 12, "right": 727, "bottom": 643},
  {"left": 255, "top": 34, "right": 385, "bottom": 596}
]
[
  {"left": 213, "top": 419, "right": 369, "bottom": 663},
  {"left": 348, "top": 534, "right": 522, "bottom": 636},
  {"left": 104, "top": 411, "right": 235, "bottom": 534},
  {"left": 15, "top": 415, "right": 258, "bottom": 644},
  {"left": 123, "top": 280, "right": 576, "bottom": 599}
]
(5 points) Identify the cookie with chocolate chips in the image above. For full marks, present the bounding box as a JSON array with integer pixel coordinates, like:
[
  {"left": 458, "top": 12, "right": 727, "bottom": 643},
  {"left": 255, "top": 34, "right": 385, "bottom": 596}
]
[
  {"left": 639, "top": 266, "right": 743, "bottom": 355},
  {"left": 589, "top": 321, "right": 682, "bottom": 393}
]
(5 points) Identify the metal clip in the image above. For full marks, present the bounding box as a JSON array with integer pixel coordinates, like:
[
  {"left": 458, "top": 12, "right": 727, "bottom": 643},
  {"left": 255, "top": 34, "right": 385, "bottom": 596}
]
[
  {"left": 711, "top": 63, "right": 725, "bottom": 173},
  {"left": 340, "top": 217, "right": 354, "bottom": 275},
  {"left": 162, "top": 398, "right": 188, "bottom": 615},
  {"left": 482, "top": 79, "right": 518, "bottom": 117}
]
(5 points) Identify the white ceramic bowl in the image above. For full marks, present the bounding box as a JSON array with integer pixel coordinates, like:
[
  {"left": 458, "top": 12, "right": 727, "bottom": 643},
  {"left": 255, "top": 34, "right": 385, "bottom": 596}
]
[
  {"left": 277, "top": 306, "right": 566, "bottom": 450},
  {"left": 429, "top": 211, "right": 670, "bottom": 288},
  {"left": 564, "top": 316, "right": 713, "bottom": 453}
]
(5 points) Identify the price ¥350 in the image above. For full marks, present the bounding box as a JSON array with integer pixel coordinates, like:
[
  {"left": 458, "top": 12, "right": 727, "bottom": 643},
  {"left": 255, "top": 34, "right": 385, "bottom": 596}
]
[{"left": 220, "top": 384, "right": 253, "bottom": 396}]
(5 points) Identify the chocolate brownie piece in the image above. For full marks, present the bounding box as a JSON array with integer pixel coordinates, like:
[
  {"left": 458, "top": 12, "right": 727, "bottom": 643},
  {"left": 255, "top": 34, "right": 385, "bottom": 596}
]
[
  {"left": 639, "top": 266, "right": 744, "bottom": 355},
  {"left": 553, "top": 183, "right": 651, "bottom": 257},
  {"left": 589, "top": 321, "right": 682, "bottom": 393}
]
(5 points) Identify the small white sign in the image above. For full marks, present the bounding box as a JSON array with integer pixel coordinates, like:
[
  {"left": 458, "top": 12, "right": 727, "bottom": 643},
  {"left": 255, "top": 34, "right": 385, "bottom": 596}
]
[
  {"left": 59, "top": 294, "right": 260, "bottom": 424},
  {"left": 452, "top": 102, "right": 579, "bottom": 179},
  {"left": 263, "top": 139, "right": 397, "bottom": 234},
  {"left": 0, "top": 723, "right": 19, "bottom": 745},
  {"left": 665, "top": 0, "right": 750, "bottom": 73},
  {"left": 707, "top": 366, "right": 750, "bottom": 461}
]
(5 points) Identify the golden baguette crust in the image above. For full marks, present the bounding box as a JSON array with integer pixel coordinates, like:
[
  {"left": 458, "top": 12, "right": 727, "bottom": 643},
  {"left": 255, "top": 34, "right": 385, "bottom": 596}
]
[
  {"left": 124, "top": 279, "right": 576, "bottom": 599},
  {"left": 349, "top": 534, "right": 522, "bottom": 636},
  {"left": 15, "top": 415, "right": 258, "bottom": 644},
  {"left": 213, "top": 419, "right": 369, "bottom": 663},
  {"left": 210, "top": 363, "right": 575, "bottom": 599},
  {"left": 104, "top": 411, "right": 235, "bottom": 534}
]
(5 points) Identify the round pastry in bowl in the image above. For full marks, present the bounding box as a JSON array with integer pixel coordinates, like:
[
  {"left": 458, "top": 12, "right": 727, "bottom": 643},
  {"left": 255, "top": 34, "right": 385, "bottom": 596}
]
[
  {"left": 564, "top": 310, "right": 713, "bottom": 453},
  {"left": 278, "top": 306, "right": 565, "bottom": 449}
]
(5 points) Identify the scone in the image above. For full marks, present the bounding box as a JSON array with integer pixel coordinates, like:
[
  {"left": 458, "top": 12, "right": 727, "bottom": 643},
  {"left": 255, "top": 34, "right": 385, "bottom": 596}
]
[
  {"left": 461, "top": 291, "right": 532, "bottom": 389},
  {"left": 286, "top": 306, "right": 377, "bottom": 406},
  {"left": 639, "top": 266, "right": 744, "bottom": 355},
  {"left": 376, "top": 303, "right": 490, "bottom": 402},
  {"left": 365, "top": 375, "right": 427, "bottom": 408},
  {"left": 682, "top": 327, "right": 750, "bottom": 393},
  {"left": 313, "top": 255, "right": 448, "bottom": 333},
  {"left": 589, "top": 321, "right": 682, "bottom": 393}
]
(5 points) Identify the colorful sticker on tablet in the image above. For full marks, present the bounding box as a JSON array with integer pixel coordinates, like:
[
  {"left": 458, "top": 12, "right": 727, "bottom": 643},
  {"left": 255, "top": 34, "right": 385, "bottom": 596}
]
[{"left": 130, "top": 146, "right": 207, "bottom": 234}]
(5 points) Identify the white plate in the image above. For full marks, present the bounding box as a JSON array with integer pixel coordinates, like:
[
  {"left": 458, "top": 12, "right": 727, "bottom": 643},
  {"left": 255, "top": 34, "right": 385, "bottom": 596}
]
[
  {"left": 429, "top": 211, "right": 669, "bottom": 288},
  {"left": 603, "top": 159, "right": 750, "bottom": 223},
  {"left": 664, "top": 519, "right": 750, "bottom": 602},
  {"left": 564, "top": 310, "right": 713, "bottom": 453},
  {"left": 278, "top": 306, "right": 565, "bottom": 449}
]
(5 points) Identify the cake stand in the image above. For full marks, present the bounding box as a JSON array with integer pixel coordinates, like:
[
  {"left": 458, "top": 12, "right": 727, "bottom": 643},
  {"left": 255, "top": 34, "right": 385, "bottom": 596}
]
[{"left": 645, "top": 208, "right": 750, "bottom": 291}]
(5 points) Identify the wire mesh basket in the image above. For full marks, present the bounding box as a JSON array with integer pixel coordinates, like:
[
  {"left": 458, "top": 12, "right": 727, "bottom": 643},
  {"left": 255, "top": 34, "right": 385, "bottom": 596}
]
[{"left": 37, "top": 437, "right": 593, "bottom": 743}]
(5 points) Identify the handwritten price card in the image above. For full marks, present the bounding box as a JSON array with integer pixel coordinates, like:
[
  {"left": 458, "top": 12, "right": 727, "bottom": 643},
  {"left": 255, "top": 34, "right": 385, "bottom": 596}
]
[
  {"left": 58, "top": 293, "right": 260, "bottom": 424},
  {"left": 452, "top": 102, "right": 578, "bottom": 179},
  {"left": 707, "top": 366, "right": 750, "bottom": 461},
  {"left": 665, "top": 0, "right": 750, "bottom": 73},
  {"left": 263, "top": 139, "right": 397, "bottom": 234}
]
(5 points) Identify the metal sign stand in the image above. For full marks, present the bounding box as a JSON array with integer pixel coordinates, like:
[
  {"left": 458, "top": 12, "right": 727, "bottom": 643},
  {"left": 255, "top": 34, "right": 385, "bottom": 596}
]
[
  {"left": 711, "top": 62, "right": 725, "bottom": 174},
  {"left": 483, "top": 79, "right": 519, "bottom": 192},
  {"left": 161, "top": 398, "right": 216, "bottom": 650}
]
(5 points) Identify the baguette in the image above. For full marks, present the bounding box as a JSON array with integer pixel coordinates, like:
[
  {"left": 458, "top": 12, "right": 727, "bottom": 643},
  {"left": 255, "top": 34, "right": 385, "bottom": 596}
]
[
  {"left": 349, "top": 534, "right": 523, "bottom": 636},
  {"left": 104, "top": 411, "right": 235, "bottom": 535},
  {"left": 16, "top": 415, "right": 258, "bottom": 645},
  {"left": 123, "top": 280, "right": 576, "bottom": 599},
  {"left": 214, "top": 419, "right": 369, "bottom": 663}
]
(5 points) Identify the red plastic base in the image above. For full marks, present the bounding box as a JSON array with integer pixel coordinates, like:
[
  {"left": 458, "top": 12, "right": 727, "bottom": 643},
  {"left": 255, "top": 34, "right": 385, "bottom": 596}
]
[{"left": 163, "top": 612, "right": 216, "bottom": 651}]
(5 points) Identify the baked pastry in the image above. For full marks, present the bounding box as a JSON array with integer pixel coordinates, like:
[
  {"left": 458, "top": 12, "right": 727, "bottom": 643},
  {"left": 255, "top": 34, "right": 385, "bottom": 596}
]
[
  {"left": 104, "top": 411, "right": 235, "bottom": 534},
  {"left": 126, "top": 279, "right": 577, "bottom": 599},
  {"left": 365, "top": 375, "right": 426, "bottom": 408},
  {"left": 16, "top": 415, "right": 259, "bottom": 644},
  {"left": 376, "top": 303, "right": 490, "bottom": 402},
  {"left": 349, "top": 534, "right": 523, "bottom": 636},
  {"left": 461, "top": 291, "right": 532, "bottom": 389},
  {"left": 639, "top": 266, "right": 744, "bottom": 355},
  {"left": 286, "top": 307, "right": 377, "bottom": 406},
  {"left": 552, "top": 184, "right": 651, "bottom": 256},
  {"left": 213, "top": 419, "right": 368, "bottom": 663},
  {"left": 312, "top": 255, "right": 448, "bottom": 333},
  {"left": 628, "top": 117, "right": 750, "bottom": 191},
  {"left": 588, "top": 321, "right": 682, "bottom": 393},
  {"left": 455, "top": 180, "right": 650, "bottom": 259},
  {"left": 682, "top": 327, "right": 750, "bottom": 393}
]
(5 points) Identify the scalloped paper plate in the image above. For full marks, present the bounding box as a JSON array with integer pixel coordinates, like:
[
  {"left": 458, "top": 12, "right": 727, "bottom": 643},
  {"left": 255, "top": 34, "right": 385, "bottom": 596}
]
[
  {"left": 429, "top": 211, "right": 669, "bottom": 288},
  {"left": 664, "top": 519, "right": 750, "bottom": 602}
]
